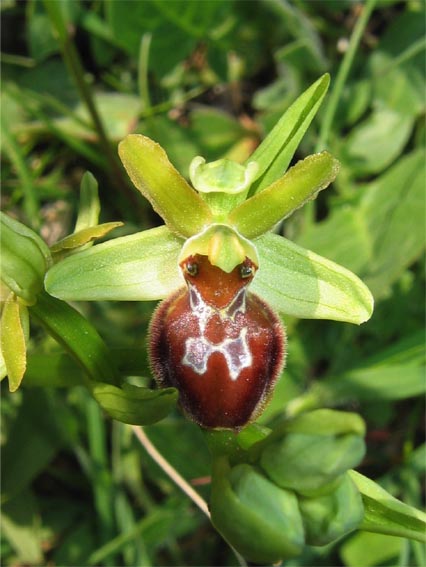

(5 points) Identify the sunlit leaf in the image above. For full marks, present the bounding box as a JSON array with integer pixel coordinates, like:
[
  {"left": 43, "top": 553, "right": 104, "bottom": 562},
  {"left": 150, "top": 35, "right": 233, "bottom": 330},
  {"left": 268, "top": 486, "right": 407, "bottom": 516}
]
[
  {"left": 349, "top": 470, "right": 426, "bottom": 543},
  {"left": 248, "top": 73, "right": 330, "bottom": 193}
]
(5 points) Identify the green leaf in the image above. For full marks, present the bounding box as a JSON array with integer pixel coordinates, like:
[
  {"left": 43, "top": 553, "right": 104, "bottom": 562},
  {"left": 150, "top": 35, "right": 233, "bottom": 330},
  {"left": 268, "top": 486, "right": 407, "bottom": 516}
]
[
  {"left": 74, "top": 172, "right": 101, "bottom": 232},
  {"left": 0, "top": 296, "right": 28, "bottom": 392},
  {"left": 340, "top": 531, "right": 404, "bottom": 567},
  {"left": 1, "top": 489, "right": 44, "bottom": 564},
  {"left": 91, "top": 383, "right": 178, "bottom": 426},
  {"left": 361, "top": 149, "right": 426, "bottom": 297},
  {"left": 260, "top": 411, "right": 366, "bottom": 494},
  {"left": 210, "top": 459, "right": 304, "bottom": 564},
  {"left": 45, "top": 225, "right": 183, "bottom": 301},
  {"left": 0, "top": 212, "right": 51, "bottom": 303},
  {"left": 229, "top": 152, "right": 340, "bottom": 239},
  {"left": 247, "top": 74, "right": 330, "bottom": 194},
  {"left": 296, "top": 206, "right": 372, "bottom": 275},
  {"left": 316, "top": 365, "right": 426, "bottom": 406},
  {"left": 252, "top": 232, "right": 374, "bottom": 324},
  {"left": 1, "top": 389, "right": 72, "bottom": 502},
  {"left": 119, "top": 134, "right": 212, "bottom": 237},
  {"left": 29, "top": 291, "right": 119, "bottom": 385},
  {"left": 24, "top": 352, "right": 85, "bottom": 388},
  {"left": 349, "top": 470, "right": 426, "bottom": 543},
  {"left": 50, "top": 222, "right": 123, "bottom": 253},
  {"left": 341, "top": 109, "right": 414, "bottom": 176}
]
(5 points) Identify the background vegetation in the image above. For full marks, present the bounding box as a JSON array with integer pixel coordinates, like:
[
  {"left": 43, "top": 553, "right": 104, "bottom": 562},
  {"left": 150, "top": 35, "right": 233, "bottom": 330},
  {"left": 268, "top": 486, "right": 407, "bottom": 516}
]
[{"left": 1, "top": 1, "right": 425, "bottom": 566}]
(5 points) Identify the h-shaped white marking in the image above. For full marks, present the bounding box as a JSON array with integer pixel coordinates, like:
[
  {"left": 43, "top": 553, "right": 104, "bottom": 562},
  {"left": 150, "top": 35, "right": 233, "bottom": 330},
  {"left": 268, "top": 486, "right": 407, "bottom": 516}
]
[{"left": 182, "top": 285, "right": 252, "bottom": 381}]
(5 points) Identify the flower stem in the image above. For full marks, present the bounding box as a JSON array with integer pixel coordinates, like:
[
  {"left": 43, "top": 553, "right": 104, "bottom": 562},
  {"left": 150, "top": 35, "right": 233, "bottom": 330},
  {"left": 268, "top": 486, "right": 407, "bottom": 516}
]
[
  {"left": 43, "top": 1, "right": 140, "bottom": 208},
  {"left": 130, "top": 425, "right": 210, "bottom": 518}
]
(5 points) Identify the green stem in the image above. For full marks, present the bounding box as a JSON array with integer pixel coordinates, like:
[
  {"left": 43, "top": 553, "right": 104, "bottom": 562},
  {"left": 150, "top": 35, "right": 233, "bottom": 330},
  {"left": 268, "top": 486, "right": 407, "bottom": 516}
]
[
  {"left": 1, "top": 121, "right": 39, "bottom": 227},
  {"left": 138, "top": 33, "right": 153, "bottom": 112},
  {"left": 42, "top": 1, "right": 138, "bottom": 205},
  {"left": 86, "top": 395, "right": 115, "bottom": 564},
  {"left": 29, "top": 291, "right": 119, "bottom": 385},
  {"left": 316, "top": 0, "right": 377, "bottom": 151}
]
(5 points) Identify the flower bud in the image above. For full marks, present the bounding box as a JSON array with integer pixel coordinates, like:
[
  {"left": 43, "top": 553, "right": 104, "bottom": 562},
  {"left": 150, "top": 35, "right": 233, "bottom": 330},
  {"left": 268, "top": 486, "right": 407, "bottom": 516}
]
[
  {"left": 1, "top": 213, "right": 51, "bottom": 304},
  {"left": 298, "top": 472, "right": 364, "bottom": 545},
  {"left": 210, "top": 460, "right": 304, "bottom": 563},
  {"left": 260, "top": 410, "right": 366, "bottom": 493}
]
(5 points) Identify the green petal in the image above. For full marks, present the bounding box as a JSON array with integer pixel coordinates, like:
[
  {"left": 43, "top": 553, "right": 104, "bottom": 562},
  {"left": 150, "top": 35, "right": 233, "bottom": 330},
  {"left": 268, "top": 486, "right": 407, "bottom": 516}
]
[
  {"left": 119, "top": 134, "right": 212, "bottom": 237},
  {"left": 45, "top": 225, "right": 184, "bottom": 301},
  {"left": 252, "top": 233, "right": 373, "bottom": 324},
  {"left": 230, "top": 152, "right": 340, "bottom": 239},
  {"left": 247, "top": 74, "right": 330, "bottom": 194}
]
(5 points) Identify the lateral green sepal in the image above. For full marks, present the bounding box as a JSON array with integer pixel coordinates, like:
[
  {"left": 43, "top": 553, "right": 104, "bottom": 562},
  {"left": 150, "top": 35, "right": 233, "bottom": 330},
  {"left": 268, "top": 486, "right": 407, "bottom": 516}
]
[
  {"left": 45, "top": 225, "right": 184, "bottom": 301},
  {"left": 252, "top": 232, "right": 374, "bottom": 324}
]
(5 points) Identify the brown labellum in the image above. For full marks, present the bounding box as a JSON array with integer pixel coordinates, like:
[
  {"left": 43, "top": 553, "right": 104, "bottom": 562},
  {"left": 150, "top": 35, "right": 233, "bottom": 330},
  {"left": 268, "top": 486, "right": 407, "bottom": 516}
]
[{"left": 149, "top": 254, "right": 285, "bottom": 430}]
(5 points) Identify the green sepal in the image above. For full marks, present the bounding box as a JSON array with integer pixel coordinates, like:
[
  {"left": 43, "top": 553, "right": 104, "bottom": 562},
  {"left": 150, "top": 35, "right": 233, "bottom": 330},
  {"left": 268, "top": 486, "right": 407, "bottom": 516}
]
[
  {"left": 259, "top": 410, "right": 366, "bottom": 493},
  {"left": 247, "top": 73, "right": 330, "bottom": 194},
  {"left": 45, "top": 225, "right": 184, "bottom": 301},
  {"left": 210, "top": 459, "right": 305, "bottom": 564},
  {"left": 119, "top": 134, "right": 212, "bottom": 237},
  {"left": 29, "top": 291, "right": 119, "bottom": 385},
  {"left": 179, "top": 224, "right": 259, "bottom": 273},
  {"left": 0, "top": 212, "right": 51, "bottom": 304},
  {"left": 229, "top": 152, "right": 340, "bottom": 239},
  {"left": 299, "top": 473, "right": 364, "bottom": 546},
  {"left": 50, "top": 222, "right": 123, "bottom": 254},
  {"left": 0, "top": 294, "right": 29, "bottom": 391},
  {"left": 349, "top": 470, "right": 426, "bottom": 543},
  {"left": 252, "top": 232, "right": 374, "bottom": 324},
  {"left": 91, "top": 382, "right": 178, "bottom": 425}
]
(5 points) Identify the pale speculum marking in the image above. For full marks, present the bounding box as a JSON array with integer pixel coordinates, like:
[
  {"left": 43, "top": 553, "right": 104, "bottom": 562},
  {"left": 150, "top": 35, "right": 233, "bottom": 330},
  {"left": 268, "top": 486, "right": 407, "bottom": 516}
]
[{"left": 182, "top": 285, "right": 252, "bottom": 381}]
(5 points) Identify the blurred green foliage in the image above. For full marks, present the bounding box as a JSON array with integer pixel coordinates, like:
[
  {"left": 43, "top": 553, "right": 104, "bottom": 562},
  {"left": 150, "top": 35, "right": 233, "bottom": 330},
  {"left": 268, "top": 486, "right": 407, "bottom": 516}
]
[{"left": 1, "top": 0, "right": 425, "bottom": 565}]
